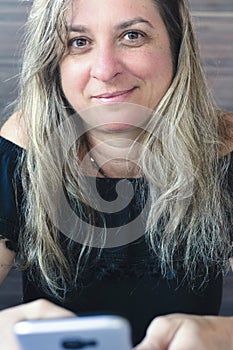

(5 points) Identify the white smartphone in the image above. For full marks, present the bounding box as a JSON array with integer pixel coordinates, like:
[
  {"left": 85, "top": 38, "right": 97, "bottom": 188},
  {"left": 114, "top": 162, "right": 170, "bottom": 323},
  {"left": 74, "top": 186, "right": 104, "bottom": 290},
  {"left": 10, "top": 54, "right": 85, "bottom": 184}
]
[{"left": 14, "top": 315, "right": 132, "bottom": 350}]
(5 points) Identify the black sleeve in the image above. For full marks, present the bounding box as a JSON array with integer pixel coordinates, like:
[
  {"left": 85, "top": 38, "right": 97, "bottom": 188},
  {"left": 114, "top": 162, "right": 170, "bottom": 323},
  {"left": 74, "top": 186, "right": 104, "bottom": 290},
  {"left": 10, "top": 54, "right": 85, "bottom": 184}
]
[{"left": 0, "top": 136, "right": 24, "bottom": 251}]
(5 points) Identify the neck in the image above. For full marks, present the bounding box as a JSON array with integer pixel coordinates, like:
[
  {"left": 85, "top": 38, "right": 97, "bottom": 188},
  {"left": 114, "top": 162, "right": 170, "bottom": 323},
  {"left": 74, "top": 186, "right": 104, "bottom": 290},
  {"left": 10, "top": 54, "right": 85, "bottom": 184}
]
[{"left": 85, "top": 130, "right": 143, "bottom": 178}]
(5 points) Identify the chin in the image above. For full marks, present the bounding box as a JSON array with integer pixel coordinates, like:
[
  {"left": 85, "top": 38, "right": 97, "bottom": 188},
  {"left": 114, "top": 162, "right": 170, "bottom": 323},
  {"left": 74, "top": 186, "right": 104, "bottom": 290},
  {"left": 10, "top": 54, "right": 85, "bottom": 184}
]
[{"left": 100, "top": 122, "right": 138, "bottom": 133}]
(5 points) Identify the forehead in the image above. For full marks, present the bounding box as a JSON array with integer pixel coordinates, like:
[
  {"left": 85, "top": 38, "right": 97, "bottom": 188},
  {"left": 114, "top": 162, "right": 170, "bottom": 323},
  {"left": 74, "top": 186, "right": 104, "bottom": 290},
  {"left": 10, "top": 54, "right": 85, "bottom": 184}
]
[{"left": 66, "top": 0, "right": 161, "bottom": 28}]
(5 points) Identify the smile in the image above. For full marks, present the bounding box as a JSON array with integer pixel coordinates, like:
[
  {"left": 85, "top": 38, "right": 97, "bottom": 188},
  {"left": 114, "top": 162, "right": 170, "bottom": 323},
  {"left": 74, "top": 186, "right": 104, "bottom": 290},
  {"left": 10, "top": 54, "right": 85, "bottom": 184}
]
[{"left": 92, "top": 87, "right": 137, "bottom": 103}]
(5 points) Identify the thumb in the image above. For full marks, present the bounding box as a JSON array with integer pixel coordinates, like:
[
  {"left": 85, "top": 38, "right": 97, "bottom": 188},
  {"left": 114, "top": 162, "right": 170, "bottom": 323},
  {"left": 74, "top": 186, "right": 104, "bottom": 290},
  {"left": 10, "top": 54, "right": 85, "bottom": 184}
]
[
  {"left": 133, "top": 337, "right": 160, "bottom": 350},
  {"left": 133, "top": 344, "right": 150, "bottom": 350}
]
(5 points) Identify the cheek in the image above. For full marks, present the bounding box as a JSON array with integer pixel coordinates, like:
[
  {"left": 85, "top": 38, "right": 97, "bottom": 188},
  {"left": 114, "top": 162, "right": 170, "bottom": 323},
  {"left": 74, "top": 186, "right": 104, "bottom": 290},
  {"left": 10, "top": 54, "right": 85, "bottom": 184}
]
[
  {"left": 147, "top": 51, "right": 173, "bottom": 83},
  {"left": 60, "top": 60, "right": 88, "bottom": 101},
  {"left": 129, "top": 47, "right": 173, "bottom": 86},
  {"left": 60, "top": 63, "right": 76, "bottom": 93}
]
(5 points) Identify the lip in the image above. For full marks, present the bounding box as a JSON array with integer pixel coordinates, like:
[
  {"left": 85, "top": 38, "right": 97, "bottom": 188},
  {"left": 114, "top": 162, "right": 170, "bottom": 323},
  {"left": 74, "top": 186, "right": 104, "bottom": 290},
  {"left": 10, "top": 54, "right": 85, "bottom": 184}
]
[{"left": 92, "top": 87, "right": 137, "bottom": 103}]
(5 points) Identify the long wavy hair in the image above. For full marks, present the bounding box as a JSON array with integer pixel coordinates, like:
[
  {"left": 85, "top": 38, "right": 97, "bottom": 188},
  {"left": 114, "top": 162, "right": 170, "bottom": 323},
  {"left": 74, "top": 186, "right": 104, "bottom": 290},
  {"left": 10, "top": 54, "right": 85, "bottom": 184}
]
[{"left": 17, "top": 0, "right": 232, "bottom": 299}]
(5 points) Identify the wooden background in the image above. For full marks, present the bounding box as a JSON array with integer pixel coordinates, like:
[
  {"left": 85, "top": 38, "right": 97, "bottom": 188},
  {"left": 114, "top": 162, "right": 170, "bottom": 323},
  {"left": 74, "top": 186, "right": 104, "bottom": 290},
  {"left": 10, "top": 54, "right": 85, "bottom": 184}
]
[{"left": 0, "top": 0, "right": 233, "bottom": 313}]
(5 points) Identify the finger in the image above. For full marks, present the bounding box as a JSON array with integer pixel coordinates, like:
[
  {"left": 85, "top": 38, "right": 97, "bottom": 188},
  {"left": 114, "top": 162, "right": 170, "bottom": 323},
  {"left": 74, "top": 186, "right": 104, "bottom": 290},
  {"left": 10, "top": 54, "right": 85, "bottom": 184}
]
[
  {"left": 0, "top": 300, "right": 75, "bottom": 350},
  {"left": 23, "top": 299, "right": 76, "bottom": 319},
  {"left": 134, "top": 315, "right": 184, "bottom": 350},
  {"left": 133, "top": 339, "right": 158, "bottom": 350}
]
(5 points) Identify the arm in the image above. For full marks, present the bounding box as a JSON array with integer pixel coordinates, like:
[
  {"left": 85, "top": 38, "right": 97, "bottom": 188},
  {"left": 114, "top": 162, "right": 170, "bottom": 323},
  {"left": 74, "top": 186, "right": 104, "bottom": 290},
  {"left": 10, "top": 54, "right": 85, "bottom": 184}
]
[
  {"left": 134, "top": 314, "right": 233, "bottom": 350},
  {"left": 0, "top": 115, "right": 75, "bottom": 350},
  {"left": 0, "top": 111, "right": 27, "bottom": 284},
  {"left": 0, "top": 239, "right": 16, "bottom": 285}
]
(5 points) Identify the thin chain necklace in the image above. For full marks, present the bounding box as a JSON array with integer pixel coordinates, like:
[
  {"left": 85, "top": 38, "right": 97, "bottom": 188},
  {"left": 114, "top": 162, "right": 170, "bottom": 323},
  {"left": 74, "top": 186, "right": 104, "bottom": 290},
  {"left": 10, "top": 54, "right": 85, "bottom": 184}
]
[
  {"left": 89, "top": 152, "right": 107, "bottom": 178},
  {"left": 85, "top": 136, "right": 107, "bottom": 178}
]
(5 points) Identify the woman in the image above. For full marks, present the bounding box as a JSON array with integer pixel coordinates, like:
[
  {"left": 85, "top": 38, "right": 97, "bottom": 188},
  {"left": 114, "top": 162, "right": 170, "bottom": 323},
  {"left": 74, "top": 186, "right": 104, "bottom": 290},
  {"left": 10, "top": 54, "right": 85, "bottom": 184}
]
[{"left": 0, "top": 0, "right": 233, "bottom": 349}]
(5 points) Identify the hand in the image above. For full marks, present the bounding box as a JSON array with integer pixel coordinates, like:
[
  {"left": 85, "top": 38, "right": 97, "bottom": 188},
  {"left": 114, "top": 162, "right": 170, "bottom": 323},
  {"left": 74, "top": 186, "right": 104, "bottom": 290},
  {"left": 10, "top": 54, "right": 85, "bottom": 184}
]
[
  {"left": 134, "top": 313, "right": 233, "bottom": 350},
  {"left": 0, "top": 299, "right": 75, "bottom": 350}
]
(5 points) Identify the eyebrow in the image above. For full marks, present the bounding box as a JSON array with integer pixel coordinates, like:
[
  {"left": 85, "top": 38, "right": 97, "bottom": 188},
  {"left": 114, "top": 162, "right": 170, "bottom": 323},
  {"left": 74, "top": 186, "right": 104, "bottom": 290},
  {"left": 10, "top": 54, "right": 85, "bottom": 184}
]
[
  {"left": 115, "top": 17, "right": 155, "bottom": 30},
  {"left": 69, "top": 16, "right": 154, "bottom": 33}
]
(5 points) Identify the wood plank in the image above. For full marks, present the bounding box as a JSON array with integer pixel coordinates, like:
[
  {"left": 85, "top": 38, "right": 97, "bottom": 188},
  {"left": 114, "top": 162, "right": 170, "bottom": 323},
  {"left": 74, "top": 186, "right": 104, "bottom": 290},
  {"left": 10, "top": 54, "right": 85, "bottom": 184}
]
[
  {"left": 189, "top": 0, "right": 233, "bottom": 12},
  {"left": 193, "top": 16, "right": 233, "bottom": 110},
  {"left": 0, "top": 1, "right": 28, "bottom": 121}
]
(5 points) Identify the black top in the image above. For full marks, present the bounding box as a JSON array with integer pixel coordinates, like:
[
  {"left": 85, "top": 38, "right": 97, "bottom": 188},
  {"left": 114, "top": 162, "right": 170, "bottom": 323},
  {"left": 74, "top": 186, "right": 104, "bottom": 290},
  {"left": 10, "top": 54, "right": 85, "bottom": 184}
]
[{"left": 0, "top": 135, "right": 232, "bottom": 345}]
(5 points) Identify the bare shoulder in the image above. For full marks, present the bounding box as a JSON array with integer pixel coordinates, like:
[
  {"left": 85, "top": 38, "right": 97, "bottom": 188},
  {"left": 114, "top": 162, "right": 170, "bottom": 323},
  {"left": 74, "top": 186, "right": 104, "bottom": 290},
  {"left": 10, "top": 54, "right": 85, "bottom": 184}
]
[
  {"left": 219, "top": 110, "right": 233, "bottom": 156},
  {"left": 0, "top": 111, "right": 27, "bottom": 149}
]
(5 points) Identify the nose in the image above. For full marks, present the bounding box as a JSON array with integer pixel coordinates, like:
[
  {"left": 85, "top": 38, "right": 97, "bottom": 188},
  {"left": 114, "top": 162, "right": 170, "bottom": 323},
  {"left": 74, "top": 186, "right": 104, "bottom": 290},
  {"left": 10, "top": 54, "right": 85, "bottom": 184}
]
[{"left": 90, "top": 44, "right": 123, "bottom": 82}]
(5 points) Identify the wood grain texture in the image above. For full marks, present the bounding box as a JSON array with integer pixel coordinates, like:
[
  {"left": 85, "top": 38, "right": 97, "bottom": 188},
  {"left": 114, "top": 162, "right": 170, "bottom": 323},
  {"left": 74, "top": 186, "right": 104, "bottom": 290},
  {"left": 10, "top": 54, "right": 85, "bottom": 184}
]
[
  {"left": 0, "top": 0, "right": 233, "bottom": 314},
  {"left": 189, "top": 0, "right": 233, "bottom": 12},
  {"left": 0, "top": 1, "right": 29, "bottom": 122}
]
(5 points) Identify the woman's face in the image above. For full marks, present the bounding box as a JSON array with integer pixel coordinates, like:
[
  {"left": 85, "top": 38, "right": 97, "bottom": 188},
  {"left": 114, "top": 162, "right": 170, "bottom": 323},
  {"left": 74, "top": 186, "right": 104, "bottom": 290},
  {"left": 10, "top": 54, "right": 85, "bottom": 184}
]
[{"left": 60, "top": 0, "right": 173, "bottom": 132}]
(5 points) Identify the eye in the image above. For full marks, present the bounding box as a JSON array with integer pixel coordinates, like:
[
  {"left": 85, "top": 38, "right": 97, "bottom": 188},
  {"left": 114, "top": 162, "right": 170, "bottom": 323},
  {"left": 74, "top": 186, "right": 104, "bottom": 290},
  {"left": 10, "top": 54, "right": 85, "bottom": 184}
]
[
  {"left": 67, "top": 36, "right": 93, "bottom": 54},
  {"left": 121, "top": 30, "right": 146, "bottom": 47},
  {"left": 124, "top": 31, "right": 143, "bottom": 41},
  {"left": 69, "top": 37, "right": 90, "bottom": 48}
]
